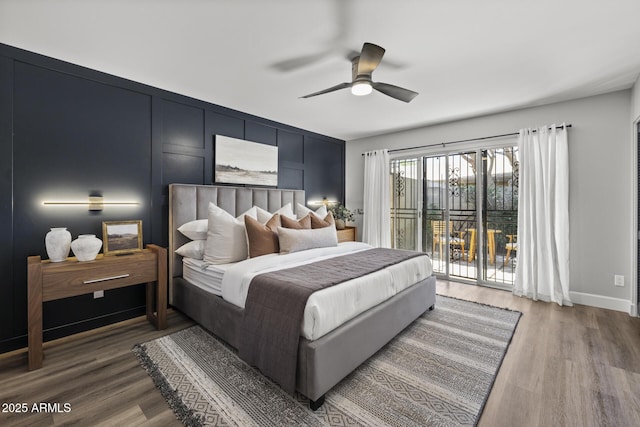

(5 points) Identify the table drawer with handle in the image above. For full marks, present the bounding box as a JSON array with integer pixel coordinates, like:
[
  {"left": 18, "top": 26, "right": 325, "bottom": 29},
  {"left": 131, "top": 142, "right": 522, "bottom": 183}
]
[{"left": 41, "top": 252, "right": 157, "bottom": 301}]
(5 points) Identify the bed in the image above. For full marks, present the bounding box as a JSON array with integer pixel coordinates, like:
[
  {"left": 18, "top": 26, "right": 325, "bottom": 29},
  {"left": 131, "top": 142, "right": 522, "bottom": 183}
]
[{"left": 168, "top": 183, "right": 436, "bottom": 409}]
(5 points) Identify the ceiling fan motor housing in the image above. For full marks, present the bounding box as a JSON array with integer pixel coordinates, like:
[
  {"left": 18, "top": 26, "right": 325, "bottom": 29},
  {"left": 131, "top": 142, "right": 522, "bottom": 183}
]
[{"left": 351, "top": 56, "right": 372, "bottom": 83}]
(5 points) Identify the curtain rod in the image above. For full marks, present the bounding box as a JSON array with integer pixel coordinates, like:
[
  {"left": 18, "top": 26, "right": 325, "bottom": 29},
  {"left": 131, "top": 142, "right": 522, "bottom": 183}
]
[{"left": 361, "top": 124, "right": 572, "bottom": 156}]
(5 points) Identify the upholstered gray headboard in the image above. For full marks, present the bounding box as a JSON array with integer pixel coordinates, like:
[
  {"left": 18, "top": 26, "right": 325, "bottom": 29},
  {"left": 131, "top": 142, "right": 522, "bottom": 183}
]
[{"left": 168, "top": 184, "right": 305, "bottom": 303}]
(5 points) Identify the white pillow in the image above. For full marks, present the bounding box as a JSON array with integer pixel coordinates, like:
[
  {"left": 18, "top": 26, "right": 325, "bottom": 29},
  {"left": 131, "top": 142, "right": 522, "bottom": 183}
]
[
  {"left": 255, "top": 203, "right": 296, "bottom": 223},
  {"left": 203, "top": 203, "right": 257, "bottom": 264},
  {"left": 277, "top": 225, "right": 338, "bottom": 254},
  {"left": 177, "top": 219, "right": 208, "bottom": 240},
  {"left": 175, "top": 240, "right": 205, "bottom": 260},
  {"left": 296, "top": 203, "right": 328, "bottom": 220}
]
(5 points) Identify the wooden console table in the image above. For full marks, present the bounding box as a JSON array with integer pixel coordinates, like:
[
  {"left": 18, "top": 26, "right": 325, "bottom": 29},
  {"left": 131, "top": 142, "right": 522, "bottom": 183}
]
[
  {"left": 337, "top": 226, "right": 357, "bottom": 242},
  {"left": 27, "top": 244, "right": 167, "bottom": 370}
]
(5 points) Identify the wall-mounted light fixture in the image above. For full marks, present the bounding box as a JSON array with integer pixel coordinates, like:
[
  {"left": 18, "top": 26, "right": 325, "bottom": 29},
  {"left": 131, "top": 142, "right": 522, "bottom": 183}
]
[
  {"left": 42, "top": 195, "right": 139, "bottom": 211},
  {"left": 308, "top": 197, "right": 338, "bottom": 207}
]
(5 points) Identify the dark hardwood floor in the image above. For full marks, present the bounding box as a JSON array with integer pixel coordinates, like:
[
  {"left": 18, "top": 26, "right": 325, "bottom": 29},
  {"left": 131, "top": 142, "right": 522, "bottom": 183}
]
[{"left": 0, "top": 281, "right": 639, "bottom": 426}]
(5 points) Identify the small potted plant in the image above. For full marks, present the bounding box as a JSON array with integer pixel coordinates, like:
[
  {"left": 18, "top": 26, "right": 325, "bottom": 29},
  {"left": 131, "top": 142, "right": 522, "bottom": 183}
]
[{"left": 329, "top": 204, "right": 354, "bottom": 230}]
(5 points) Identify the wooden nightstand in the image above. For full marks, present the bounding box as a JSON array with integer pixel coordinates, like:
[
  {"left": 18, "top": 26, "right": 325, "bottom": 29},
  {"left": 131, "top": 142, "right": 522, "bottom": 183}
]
[
  {"left": 27, "top": 244, "right": 167, "bottom": 370},
  {"left": 337, "top": 226, "right": 357, "bottom": 243}
]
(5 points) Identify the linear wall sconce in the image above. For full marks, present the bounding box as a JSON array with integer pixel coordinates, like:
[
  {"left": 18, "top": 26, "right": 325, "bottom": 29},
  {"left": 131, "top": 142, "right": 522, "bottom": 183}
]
[
  {"left": 42, "top": 196, "right": 140, "bottom": 211},
  {"left": 308, "top": 197, "right": 338, "bottom": 207}
]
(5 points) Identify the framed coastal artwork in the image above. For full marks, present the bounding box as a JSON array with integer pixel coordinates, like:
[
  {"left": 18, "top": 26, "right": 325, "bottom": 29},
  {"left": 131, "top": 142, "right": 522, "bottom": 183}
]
[{"left": 214, "top": 135, "right": 278, "bottom": 186}]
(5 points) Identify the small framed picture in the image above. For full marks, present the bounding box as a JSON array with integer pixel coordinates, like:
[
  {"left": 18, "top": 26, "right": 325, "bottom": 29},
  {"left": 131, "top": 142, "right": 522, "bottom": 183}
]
[{"left": 102, "top": 220, "right": 143, "bottom": 255}]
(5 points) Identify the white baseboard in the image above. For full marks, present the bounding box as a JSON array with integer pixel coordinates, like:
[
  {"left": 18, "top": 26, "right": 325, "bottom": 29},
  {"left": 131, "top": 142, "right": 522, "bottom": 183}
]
[{"left": 569, "top": 291, "right": 633, "bottom": 315}]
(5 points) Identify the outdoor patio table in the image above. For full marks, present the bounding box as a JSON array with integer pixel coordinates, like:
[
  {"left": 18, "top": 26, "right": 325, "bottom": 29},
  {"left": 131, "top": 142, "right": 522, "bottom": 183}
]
[{"left": 466, "top": 228, "right": 502, "bottom": 265}]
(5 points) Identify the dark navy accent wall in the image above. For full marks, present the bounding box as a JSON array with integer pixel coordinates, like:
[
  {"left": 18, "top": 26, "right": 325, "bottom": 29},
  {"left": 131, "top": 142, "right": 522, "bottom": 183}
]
[
  {"left": 0, "top": 43, "right": 345, "bottom": 353},
  {"left": 0, "top": 55, "right": 14, "bottom": 343}
]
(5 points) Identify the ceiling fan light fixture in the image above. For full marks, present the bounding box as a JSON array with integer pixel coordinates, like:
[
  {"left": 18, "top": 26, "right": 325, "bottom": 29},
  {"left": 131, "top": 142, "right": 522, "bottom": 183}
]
[
  {"left": 351, "top": 81, "right": 372, "bottom": 96},
  {"left": 300, "top": 43, "right": 417, "bottom": 102}
]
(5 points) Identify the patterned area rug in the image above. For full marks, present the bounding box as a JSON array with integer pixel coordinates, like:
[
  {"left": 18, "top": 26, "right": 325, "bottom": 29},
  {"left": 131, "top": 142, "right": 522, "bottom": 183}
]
[{"left": 133, "top": 295, "right": 521, "bottom": 426}]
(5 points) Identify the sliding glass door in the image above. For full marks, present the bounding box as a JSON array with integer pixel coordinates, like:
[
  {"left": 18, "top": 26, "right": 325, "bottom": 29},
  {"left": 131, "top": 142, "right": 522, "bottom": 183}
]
[
  {"left": 421, "top": 153, "right": 478, "bottom": 279},
  {"left": 391, "top": 143, "right": 519, "bottom": 288},
  {"left": 391, "top": 159, "right": 420, "bottom": 251},
  {"left": 482, "top": 147, "right": 519, "bottom": 285}
]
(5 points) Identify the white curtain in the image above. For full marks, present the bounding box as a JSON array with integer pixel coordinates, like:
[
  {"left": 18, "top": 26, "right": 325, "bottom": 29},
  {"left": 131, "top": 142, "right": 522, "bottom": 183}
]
[
  {"left": 514, "top": 124, "right": 571, "bottom": 306},
  {"left": 363, "top": 149, "right": 391, "bottom": 247}
]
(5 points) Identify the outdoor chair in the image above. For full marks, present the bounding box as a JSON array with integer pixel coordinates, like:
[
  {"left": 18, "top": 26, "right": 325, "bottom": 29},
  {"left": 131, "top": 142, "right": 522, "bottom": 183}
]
[
  {"left": 432, "top": 220, "right": 466, "bottom": 261},
  {"left": 504, "top": 234, "right": 518, "bottom": 266}
]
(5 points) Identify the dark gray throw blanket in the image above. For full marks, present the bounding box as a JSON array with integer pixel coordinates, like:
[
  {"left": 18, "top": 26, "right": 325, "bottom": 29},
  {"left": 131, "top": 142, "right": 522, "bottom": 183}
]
[{"left": 238, "top": 248, "right": 428, "bottom": 395}]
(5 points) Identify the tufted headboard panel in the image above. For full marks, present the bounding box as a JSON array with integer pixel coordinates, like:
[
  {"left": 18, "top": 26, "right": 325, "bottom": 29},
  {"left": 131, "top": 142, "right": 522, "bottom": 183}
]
[{"left": 168, "top": 184, "right": 305, "bottom": 303}]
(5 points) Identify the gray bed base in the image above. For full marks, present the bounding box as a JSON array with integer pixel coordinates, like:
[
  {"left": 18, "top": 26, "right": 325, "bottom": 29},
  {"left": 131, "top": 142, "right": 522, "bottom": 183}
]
[
  {"left": 168, "top": 183, "right": 437, "bottom": 407},
  {"left": 173, "top": 275, "right": 436, "bottom": 404}
]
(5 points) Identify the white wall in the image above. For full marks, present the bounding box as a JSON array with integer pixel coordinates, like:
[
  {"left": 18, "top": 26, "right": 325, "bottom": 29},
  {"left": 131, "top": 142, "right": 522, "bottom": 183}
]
[
  {"left": 632, "top": 74, "right": 640, "bottom": 122},
  {"left": 346, "top": 90, "right": 633, "bottom": 311},
  {"left": 631, "top": 77, "right": 639, "bottom": 316}
]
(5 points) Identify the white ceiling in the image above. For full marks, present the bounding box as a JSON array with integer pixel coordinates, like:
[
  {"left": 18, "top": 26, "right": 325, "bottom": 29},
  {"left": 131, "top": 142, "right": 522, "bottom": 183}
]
[{"left": 2, "top": 0, "right": 640, "bottom": 141}]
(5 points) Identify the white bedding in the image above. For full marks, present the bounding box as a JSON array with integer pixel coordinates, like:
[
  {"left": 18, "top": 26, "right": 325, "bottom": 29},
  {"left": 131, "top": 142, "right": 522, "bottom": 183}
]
[
  {"left": 182, "top": 258, "right": 232, "bottom": 296},
  {"left": 221, "top": 242, "right": 433, "bottom": 340}
]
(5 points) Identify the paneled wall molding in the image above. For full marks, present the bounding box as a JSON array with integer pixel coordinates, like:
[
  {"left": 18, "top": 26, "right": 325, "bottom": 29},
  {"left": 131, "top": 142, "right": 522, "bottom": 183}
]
[
  {"left": 0, "top": 55, "right": 14, "bottom": 342},
  {"left": 0, "top": 42, "right": 345, "bottom": 354}
]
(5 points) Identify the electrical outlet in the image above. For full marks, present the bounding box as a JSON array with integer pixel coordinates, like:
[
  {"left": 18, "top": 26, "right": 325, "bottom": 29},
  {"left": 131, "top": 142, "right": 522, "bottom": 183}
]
[
  {"left": 93, "top": 290, "right": 104, "bottom": 299},
  {"left": 614, "top": 275, "right": 624, "bottom": 287}
]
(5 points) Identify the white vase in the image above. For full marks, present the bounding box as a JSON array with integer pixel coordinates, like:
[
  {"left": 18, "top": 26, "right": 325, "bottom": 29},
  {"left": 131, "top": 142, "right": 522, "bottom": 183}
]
[
  {"left": 45, "top": 227, "right": 71, "bottom": 262},
  {"left": 335, "top": 219, "right": 346, "bottom": 230},
  {"left": 71, "top": 234, "right": 102, "bottom": 262}
]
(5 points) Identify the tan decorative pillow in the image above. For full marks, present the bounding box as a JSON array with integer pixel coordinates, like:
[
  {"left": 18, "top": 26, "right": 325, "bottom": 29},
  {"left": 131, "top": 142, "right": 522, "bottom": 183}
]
[
  {"left": 245, "top": 214, "right": 281, "bottom": 258},
  {"left": 281, "top": 213, "right": 312, "bottom": 229},
  {"left": 310, "top": 211, "right": 335, "bottom": 229}
]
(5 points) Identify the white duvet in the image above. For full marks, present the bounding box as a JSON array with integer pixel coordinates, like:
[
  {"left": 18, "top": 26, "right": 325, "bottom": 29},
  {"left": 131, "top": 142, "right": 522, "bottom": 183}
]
[{"left": 221, "top": 242, "right": 433, "bottom": 341}]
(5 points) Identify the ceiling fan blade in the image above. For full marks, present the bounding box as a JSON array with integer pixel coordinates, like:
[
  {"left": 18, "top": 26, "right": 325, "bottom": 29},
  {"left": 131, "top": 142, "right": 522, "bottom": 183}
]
[
  {"left": 372, "top": 82, "right": 419, "bottom": 103},
  {"left": 300, "top": 82, "right": 351, "bottom": 99},
  {"left": 357, "top": 43, "right": 385, "bottom": 75},
  {"left": 271, "top": 51, "right": 330, "bottom": 72}
]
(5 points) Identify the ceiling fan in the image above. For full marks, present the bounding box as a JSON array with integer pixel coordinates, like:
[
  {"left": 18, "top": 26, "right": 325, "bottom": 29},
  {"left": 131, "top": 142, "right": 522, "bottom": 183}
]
[{"left": 300, "top": 42, "right": 418, "bottom": 103}]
